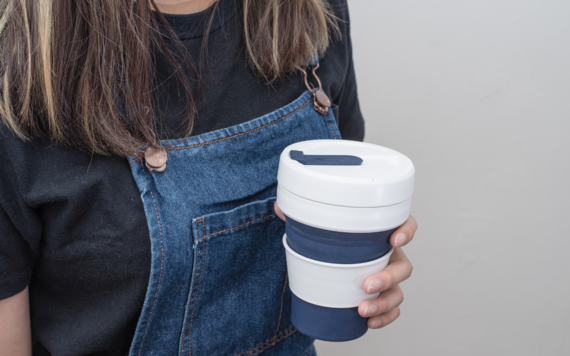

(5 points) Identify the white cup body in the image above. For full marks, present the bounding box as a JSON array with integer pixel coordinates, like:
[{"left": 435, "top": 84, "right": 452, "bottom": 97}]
[{"left": 283, "top": 234, "right": 394, "bottom": 308}]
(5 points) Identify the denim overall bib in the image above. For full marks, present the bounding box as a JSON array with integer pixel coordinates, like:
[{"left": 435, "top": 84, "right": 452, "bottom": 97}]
[{"left": 127, "top": 59, "right": 341, "bottom": 356}]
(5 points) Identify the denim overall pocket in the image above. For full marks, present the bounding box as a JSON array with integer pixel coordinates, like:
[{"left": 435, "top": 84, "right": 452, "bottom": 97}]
[{"left": 180, "top": 197, "right": 296, "bottom": 356}]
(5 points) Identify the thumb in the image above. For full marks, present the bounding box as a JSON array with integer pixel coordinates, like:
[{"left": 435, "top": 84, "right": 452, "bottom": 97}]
[{"left": 273, "top": 202, "right": 286, "bottom": 221}]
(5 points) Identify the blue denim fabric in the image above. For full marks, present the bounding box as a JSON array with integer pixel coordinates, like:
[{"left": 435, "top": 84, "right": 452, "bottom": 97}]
[{"left": 127, "top": 90, "right": 340, "bottom": 356}]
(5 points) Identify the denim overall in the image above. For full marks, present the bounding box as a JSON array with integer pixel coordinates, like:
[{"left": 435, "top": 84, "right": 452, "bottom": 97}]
[{"left": 127, "top": 59, "right": 341, "bottom": 356}]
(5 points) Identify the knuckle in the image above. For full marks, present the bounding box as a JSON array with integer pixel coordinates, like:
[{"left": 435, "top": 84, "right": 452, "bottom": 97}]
[
  {"left": 384, "top": 272, "right": 395, "bottom": 288},
  {"left": 396, "top": 289, "right": 404, "bottom": 307},
  {"left": 376, "top": 297, "right": 388, "bottom": 313}
]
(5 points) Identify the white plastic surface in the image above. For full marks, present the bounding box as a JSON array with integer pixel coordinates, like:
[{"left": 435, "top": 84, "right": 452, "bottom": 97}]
[
  {"left": 277, "top": 185, "right": 411, "bottom": 233},
  {"left": 283, "top": 234, "right": 394, "bottom": 308},
  {"left": 277, "top": 140, "right": 415, "bottom": 208}
]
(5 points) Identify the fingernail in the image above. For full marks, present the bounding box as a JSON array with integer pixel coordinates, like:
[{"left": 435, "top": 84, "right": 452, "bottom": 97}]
[
  {"left": 363, "top": 304, "right": 377, "bottom": 317},
  {"left": 371, "top": 319, "right": 382, "bottom": 328},
  {"left": 395, "top": 233, "right": 407, "bottom": 247},
  {"left": 367, "top": 279, "right": 383, "bottom": 294}
]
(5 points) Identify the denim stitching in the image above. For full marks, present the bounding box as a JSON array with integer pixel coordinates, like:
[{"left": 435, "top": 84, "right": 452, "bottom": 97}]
[
  {"left": 129, "top": 155, "right": 142, "bottom": 164},
  {"left": 299, "top": 344, "right": 316, "bottom": 356},
  {"left": 179, "top": 269, "right": 191, "bottom": 355},
  {"left": 137, "top": 160, "right": 166, "bottom": 356},
  {"left": 232, "top": 326, "right": 296, "bottom": 356},
  {"left": 180, "top": 218, "right": 205, "bottom": 356},
  {"left": 194, "top": 217, "right": 205, "bottom": 236},
  {"left": 272, "top": 273, "right": 288, "bottom": 345},
  {"left": 188, "top": 222, "right": 207, "bottom": 356},
  {"left": 196, "top": 214, "right": 275, "bottom": 242},
  {"left": 131, "top": 97, "right": 311, "bottom": 167},
  {"left": 167, "top": 98, "right": 312, "bottom": 151},
  {"left": 250, "top": 327, "right": 297, "bottom": 356},
  {"left": 324, "top": 111, "right": 337, "bottom": 139}
]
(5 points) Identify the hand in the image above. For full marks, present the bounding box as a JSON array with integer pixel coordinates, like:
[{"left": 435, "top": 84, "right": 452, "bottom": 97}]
[
  {"left": 358, "top": 216, "right": 417, "bottom": 329},
  {"left": 274, "top": 203, "right": 417, "bottom": 329}
]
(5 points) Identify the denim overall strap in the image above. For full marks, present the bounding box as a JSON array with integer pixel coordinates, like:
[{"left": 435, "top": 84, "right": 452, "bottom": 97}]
[{"left": 127, "top": 69, "right": 341, "bottom": 356}]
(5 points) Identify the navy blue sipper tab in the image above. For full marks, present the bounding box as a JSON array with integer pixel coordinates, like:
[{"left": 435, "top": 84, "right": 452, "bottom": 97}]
[{"left": 289, "top": 150, "right": 363, "bottom": 166}]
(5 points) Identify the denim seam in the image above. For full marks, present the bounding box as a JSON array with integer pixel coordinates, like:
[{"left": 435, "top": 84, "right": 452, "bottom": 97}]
[
  {"left": 188, "top": 221, "right": 207, "bottom": 356},
  {"left": 137, "top": 160, "right": 166, "bottom": 356},
  {"left": 232, "top": 325, "right": 296, "bottom": 356},
  {"left": 180, "top": 218, "right": 202, "bottom": 354},
  {"left": 166, "top": 98, "right": 312, "bottom": 152},
  {"left": 179, "top": 217, "right": 198, "bottom": 356},
  {"left": 251, "top": 327, "right": 297, "bottom": 356},
  {"left": 128, "top": 96, "right": 312, "bottom": 164},
  {"left": 324, "top": 111, "right": 337, "bottom": 139},
  {"left": 196, "top": 214, "right": 276, "bottom": 242},
  {"left": 299, "top": 344, "right": 316, "bottom": 356},
  {"left": 272, "top": 273, "right": 288, "bottom": 343},
  {"left": 129, "top": 155, "right": 142, "bottom": 165}
]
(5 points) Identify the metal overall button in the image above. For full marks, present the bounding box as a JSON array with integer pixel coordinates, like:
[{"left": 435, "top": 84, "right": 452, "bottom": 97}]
[
  {"left": 144, "top": 147, "right": 168, "bottom": 172},
  {"left": 315, "top": 90, "right": 331, "bottom": 109}
]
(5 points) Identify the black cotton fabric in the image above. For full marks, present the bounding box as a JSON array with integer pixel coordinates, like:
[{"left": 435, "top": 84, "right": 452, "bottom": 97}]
[{"left": 0, "top": 0, "right": 364, "bottom": 355}]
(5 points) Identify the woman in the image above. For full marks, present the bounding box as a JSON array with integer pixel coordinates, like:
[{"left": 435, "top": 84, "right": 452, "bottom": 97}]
[{"left": 0, "top": 0, "right": 417, "bottom": 355}]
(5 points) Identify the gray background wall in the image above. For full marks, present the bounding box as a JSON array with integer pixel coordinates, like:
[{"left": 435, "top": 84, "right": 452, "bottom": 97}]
[{"left": 315, "top": 0, "right": 570, "bottom": 355}]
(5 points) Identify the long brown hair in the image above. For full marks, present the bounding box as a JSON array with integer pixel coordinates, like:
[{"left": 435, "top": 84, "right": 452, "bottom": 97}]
[{"left": 0, "top": 0, "right": 339, "bottom": 156}]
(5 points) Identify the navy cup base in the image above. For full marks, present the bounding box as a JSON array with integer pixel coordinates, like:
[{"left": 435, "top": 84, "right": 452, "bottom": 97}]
[{"left": 291, "top": 294, "right": 368, "bottom": 342}]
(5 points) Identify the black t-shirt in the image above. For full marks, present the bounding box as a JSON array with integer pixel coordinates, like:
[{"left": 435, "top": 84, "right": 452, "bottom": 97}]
[{"left": 0, "top": 0, "right": 364, "bottom": 355}]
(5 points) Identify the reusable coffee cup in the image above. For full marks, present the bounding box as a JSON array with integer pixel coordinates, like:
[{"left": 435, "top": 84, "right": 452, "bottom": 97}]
[{"left": 276, "top": 139, "right": 415, "bottom": 341}]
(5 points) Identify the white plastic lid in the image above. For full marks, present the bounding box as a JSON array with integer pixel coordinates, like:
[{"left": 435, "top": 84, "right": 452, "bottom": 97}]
[{"left": 277, "top": 140, "right": 415, "bottom": 208}]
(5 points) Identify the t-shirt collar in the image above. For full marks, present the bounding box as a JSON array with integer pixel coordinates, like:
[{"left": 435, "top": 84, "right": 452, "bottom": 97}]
[{"left": 159, "top": 0, "right": 239, "bottom": 40}]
